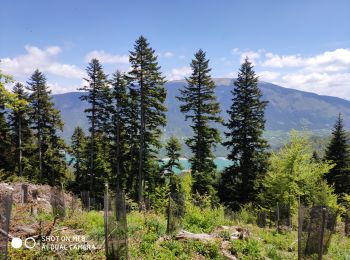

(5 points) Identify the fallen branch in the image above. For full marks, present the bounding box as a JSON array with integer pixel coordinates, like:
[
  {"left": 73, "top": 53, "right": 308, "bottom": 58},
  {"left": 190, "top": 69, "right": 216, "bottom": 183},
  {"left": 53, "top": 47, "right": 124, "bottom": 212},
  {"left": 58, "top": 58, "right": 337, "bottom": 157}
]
[
  {"left": 0, "top": 228, "right": 13, "bottom": 240},
  {"left": 176, "top": 230, "right": 215, "bottom": 241}
]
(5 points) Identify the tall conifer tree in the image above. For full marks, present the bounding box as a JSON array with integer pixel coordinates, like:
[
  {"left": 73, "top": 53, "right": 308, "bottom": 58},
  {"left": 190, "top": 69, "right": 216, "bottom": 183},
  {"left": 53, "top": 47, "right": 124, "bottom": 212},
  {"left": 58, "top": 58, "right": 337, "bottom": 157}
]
[
  {"left": 8, "top": 83, "right": 32, "bottom": 176},
  {"left": 128, "top": 36, "right": 167, "bottom": 207},
  {"left": 177, "top": 49, "right": 223, "bottom": 197},
  {"left": 70, "top": 126, "right": 88, "bottom": 192},
  {"left": 26, "top": 70, "right": 66, "bottom": 185},
  {"left": 110, "top": 71, "right": 129, "bottom": 191},
  {"left": 325, "top": 113, "right": 350, "bottom": 194},
  {"left": 219, "top": 58, "right": 269, "bottom": 210},
  {"left": 79, "top": 59, "right": 110, "bottom": 193}
]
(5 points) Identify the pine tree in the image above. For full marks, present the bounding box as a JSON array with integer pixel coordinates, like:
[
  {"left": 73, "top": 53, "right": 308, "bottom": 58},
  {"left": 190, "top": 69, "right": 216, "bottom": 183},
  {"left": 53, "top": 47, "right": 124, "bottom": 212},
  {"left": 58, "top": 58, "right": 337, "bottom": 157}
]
[
  {"left": 79, "top": 59, "right": 110, "bottom": 193},
  {"left": 110, "top": 71, "right": 129, "bottom": 191},
  {"left": 176, "top": 49, "right": 223, "bottom": 197},
  {"left": 162, "top": 136, "right": 183, "bottom": 176},
  {"left": 0, "top": 101, "right": 13, "bottom": 175},
  {"left": 325, "top": 113, "right": 350, "bottom": 194},
  {"left": 128, "top": 36, "right": 167, "bottom": 207},
  {"left": 70, "top": 126, "right": 88, "bottom": 192},
  {"left": 8, "top": 83, "right": 32, "bottom": 177},
  {"left": 219, "top": 58, "right": 269, "bottom": 210},
  {"left": 124, "top": 86, "right": 140, "bottom": 199},
  {"left": 26, "top": 70, "right": 67, "bottom": 185}
]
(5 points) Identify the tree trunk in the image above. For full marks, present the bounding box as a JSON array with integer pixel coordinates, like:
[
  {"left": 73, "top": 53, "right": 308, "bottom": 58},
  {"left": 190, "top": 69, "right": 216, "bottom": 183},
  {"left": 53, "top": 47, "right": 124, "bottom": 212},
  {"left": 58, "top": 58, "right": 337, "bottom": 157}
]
[{"left": 18, "top": 116, "right": 22, "bottom": 176}]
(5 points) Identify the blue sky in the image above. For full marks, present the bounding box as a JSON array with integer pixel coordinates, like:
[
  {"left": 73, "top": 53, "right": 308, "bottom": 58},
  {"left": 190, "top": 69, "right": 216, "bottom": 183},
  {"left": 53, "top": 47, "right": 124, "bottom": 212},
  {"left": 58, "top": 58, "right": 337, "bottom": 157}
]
[{"left": 1, "top": 0, "right": 350, "bottom": 98}]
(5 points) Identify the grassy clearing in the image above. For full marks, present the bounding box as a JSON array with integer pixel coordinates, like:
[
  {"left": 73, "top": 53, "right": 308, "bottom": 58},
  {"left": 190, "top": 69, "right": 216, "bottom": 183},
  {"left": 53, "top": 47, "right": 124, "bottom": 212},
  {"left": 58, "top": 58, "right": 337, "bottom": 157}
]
[{"left": 7, "top": 205, "right": 350, "bottom": 259}]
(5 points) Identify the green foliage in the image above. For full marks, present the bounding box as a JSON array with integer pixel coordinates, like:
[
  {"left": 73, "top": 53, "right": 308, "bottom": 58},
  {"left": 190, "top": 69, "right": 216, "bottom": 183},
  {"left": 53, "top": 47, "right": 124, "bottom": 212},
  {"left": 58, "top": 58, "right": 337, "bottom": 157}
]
[
  {"left": 25, "top": 69, "right": 67, "bottom": 185},
  {"left": 325, "top": 113, "right": 350, "bottom": 194},
  {"left": 177, "top": 49, "right": 223, "bottom": 198},
  {"left": 162, "top": 135, "right": 183, "bottom": 175},
  {"left": 128, "top": 35, "right": 167, "bottom": 204},
  {"left": 220, "top": 58, "right": 269, "bottom": 210},
  {"left": 259, "top": 131, "right": 338, "bottom": 212},
  {"left": 230, "top": 239, "right": 262, "bottom": 259},
  {"left": 63, "top": 210, "right": 105, "bottom": 241},
  {"left": 149, "top": 184, "right": 170, "bottom": 213},
  {"left": 183, "top": 203, "right": 230, "bottom": 233}
]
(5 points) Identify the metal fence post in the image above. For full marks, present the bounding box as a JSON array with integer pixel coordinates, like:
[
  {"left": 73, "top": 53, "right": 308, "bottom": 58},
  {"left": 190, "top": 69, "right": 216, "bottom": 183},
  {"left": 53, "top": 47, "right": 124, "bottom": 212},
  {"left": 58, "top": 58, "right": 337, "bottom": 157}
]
[
  {"left": 276, "top": 202, "right": 280, "bottom": 230},
  {"left": 104, "top": 184, "right": 109, "bottom": 257},
  {"left": 318, "top": 208, "right": 326, "bottom": 260},
  {"left": 298, "top": 200, "right": 302, "bottom": 260}
]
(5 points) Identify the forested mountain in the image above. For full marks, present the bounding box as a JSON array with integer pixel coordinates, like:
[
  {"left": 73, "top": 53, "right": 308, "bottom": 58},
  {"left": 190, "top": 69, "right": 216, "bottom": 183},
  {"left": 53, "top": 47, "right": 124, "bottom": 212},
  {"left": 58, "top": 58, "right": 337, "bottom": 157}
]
[{"left": 53, "top": 78, "right": 350, "bottom": 143}]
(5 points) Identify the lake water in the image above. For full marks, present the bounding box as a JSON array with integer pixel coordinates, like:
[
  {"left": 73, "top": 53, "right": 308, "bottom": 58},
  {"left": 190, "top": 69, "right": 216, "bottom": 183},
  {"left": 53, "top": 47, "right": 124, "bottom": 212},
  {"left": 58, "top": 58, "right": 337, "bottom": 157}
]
[
  {"left": 66, "top": 154, "right": 233, "bottom": 173},
  {"left": 160, "top": 157, "right": 233, "bottom": 174}
]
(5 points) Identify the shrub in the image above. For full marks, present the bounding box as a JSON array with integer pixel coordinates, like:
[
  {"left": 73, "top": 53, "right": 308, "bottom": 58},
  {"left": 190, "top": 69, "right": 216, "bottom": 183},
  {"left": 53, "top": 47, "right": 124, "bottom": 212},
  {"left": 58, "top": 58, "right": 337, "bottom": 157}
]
[{"left": 230, "top": 239, "right": 262, "bottom": 259}]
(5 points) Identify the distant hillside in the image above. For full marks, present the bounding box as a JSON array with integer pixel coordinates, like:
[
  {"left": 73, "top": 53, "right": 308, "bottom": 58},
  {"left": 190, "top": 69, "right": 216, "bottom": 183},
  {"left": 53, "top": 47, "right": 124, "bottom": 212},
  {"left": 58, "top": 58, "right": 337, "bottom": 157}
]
[{"left": 53, "top": 78, "right": 350, "bottom": 153}]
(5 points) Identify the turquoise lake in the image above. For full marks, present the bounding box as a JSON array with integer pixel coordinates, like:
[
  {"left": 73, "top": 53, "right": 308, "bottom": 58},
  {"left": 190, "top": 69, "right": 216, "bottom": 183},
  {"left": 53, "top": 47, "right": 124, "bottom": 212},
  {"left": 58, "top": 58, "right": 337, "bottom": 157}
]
[
  {"left": 66, "top": 154, "right": 233, "bottom": 174},
  {"left": 160, "top": 158, "right": 233, "bottom": 174}
]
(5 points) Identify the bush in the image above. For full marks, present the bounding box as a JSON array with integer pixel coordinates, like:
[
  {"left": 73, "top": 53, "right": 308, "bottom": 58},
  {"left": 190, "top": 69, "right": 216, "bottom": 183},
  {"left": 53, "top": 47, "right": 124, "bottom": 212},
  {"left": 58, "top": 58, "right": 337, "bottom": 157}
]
[
  {"left": 230, "top": 239, "right": 262, "bottom": 259},
  {"left": 183, "top": 204, "right": 230, "bottom": 233}
]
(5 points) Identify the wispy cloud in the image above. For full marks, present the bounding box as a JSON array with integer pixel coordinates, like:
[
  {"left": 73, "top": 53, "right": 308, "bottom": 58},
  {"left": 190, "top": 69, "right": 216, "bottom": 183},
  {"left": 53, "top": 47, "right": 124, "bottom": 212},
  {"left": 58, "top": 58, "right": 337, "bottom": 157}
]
[
  {"left": 85, "top": 50, "right": 129, "bottom": 64},
  {"left": 166, "top": 66, "right": 192, "bottom": 81},
  {"left": 0, "top": 45, "right": 85, "bottom": 79}
]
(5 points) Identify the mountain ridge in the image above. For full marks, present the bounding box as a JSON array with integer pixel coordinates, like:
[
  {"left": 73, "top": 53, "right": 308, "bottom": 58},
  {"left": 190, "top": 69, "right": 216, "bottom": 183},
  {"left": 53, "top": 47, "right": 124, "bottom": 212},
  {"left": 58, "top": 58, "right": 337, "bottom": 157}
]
[{"left": 52, "top": 79, "right": 350, "bottom": 146}]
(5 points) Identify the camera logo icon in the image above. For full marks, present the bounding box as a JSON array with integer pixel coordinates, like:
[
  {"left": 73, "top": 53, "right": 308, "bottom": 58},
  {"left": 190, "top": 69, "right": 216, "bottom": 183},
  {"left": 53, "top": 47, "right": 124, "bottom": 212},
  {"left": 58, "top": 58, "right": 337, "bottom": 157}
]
[{"left": 11, "top": 237, "right": 36, "bottom": 249}]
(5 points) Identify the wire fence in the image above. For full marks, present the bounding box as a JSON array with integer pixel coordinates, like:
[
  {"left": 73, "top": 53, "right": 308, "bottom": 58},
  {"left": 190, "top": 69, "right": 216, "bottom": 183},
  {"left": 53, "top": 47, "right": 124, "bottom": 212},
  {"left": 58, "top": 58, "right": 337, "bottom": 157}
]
[
  {"left": 104, "top": 187, "right": 128, "bottom": 260},
  {"left": 345, "top": 209, "right": 350, "bottom": 237},
  {"left": 80, "top": 191, "right": 102, "bottom": 211},
  {"left": 0, "top": 191, "right": 13, "bottom": 260},
  {"left": 257, "top": 203, "right": 291, "bottom": 230},
  {"left": 50, "top": 187, "right": 66, "bottom": 218},
  {"left": 167, "top": 190, "right": 185, "bottom": 235},
  {"left": 298, "top": 205, "right": 337, "bottom": 259},
  {"left": 20, "top": 184, "right": 28, "bottom": 204}
]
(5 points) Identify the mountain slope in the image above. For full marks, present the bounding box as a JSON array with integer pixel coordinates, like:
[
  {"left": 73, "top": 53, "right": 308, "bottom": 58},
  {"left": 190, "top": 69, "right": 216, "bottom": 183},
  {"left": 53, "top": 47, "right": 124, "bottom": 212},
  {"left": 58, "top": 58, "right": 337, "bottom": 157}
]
[{"left": 53, "top": 78, "right": 350, "bottom": 143}]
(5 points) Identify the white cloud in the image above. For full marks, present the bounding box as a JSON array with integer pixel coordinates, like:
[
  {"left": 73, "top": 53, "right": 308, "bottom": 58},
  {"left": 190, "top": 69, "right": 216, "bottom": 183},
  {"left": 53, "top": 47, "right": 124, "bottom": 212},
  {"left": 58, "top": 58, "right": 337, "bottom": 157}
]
[
  {"left": 166, "top": 66, "right": 192, "bottom": 81},
  {"left": 257, "top": 71, "right": 280, "bottom": 82},
  {"left": 0, "top": 45, "right": 85, "bottom": 79},
  {"left": 231, "top": 48, "right": 262, "bottom": 65},
  {"left": 47, "top": 79, "right": 86, "bottom": 94},
  {"left": 85, "top": 50, "right": 129, "bottom": 64},
  {"left": 261, "top": 48, "right": 350, "bottom": 72},
  {"left": 163, "top": 51, "right": 174, "bottom": 57},
  {"left": 261, "top": 53, "right": 303, "bottom": 68},
  {"left": 279, "top": 72, "right": 350, "bottom": 98}
]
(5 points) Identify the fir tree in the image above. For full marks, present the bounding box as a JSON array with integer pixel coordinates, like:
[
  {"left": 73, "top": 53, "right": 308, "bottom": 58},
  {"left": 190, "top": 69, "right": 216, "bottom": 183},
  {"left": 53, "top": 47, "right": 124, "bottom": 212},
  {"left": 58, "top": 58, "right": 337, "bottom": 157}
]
[
  {"left": 0, "top": 101, "right": 13, "bottom": 174},
  {"left": 161, "top": 136, "right": 183, "bottom": 176},
  {"left": 128, "top": 36, "right": 167, "bottom": 207},
  {"left": 219, "top": 58, "right": 269, "bottom": 210},
  {"left": 124, "top": 86, "right": 140, "bottom": 199},
  {"left": 70, "top": 126, "right": 88, "bottom": 192},
  {"left": 176, "top": 49, "right": 223, "bottom": 197},
  {"left": 110, "top": 71, "right": 129, "bottom": 191},
  {"left": 79, "top": 59, "right": 110, "bottom": 193},
  {"left": 325, "top": 113, "right": 350, "bottom": 194},
  {"left": 8, "top": 82, "right": 32, "bottom": 176},
  {"left": 26, "top": 70, "right": 67, "bottom": 185}
]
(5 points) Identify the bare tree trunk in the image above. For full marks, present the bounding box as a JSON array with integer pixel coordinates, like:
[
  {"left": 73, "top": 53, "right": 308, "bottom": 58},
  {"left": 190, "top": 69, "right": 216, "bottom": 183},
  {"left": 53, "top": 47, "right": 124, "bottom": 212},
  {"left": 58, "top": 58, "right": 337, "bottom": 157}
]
[
  {"left": 18, "top": 116, "right": 23, "bottom": 176},
  {"left": 138, "top": 75, "right": 145, "bottom": 210},
  {"left": 38, "top": 129, "right": 42, "bottom": 179},
  {"left": 90, "top": 85, "right": 96, "bottom": 193}
]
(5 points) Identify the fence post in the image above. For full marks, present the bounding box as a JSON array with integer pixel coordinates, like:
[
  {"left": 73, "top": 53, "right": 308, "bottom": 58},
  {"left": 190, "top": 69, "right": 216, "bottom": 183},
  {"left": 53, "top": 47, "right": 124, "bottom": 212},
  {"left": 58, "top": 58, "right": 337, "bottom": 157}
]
[
  {"left": 276, "top": 202, "right": 280, "bottom": 230},
  {"left": 167, "top": 193, "right": 171, "bottom": 234},
  {"left": 298, "top": 200, "right": 302, "bottom": 260},
  {"left": 318, "top": 207, "right": 326, "bottom": 260},
  {"left": 104, "top": 183, "right": 108, "bottom": 257},
  {"left": 345, "top": 210, "right": 350, "bottom": 237}
]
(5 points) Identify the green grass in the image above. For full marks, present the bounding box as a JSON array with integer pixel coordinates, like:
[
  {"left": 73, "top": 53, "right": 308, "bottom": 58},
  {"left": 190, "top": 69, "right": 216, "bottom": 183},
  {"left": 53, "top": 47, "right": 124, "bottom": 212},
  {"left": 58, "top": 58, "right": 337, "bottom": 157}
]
[{"left": 8, "top": 203, "right": 350, "bottom": 259}]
